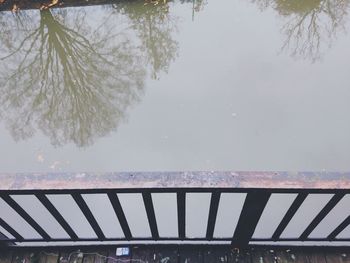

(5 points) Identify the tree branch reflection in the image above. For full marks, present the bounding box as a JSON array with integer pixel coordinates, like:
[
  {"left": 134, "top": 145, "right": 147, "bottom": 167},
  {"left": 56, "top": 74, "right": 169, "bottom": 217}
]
[
  {"left": 0, "top": 6, "right": 155, "bottom": 147},
  {"left": 112, "top": 0, "right": 179, "bottom": 79},
  {"left": 253, "top": 0, "right": 349, "bottom": 61}
]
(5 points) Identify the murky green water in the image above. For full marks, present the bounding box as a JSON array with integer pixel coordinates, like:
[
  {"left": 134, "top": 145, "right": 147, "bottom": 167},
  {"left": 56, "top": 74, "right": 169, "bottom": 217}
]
[{"left": 0, "top": 0, "right": 349, "bottom": 172}]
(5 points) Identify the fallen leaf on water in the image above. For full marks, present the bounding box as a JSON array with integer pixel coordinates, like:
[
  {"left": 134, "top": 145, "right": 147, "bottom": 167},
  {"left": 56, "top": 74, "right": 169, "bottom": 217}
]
[
  {"left": 37, "top": 154, "right": 44, "bottom": 163},
  {"left": 11, "top": 4, "right": 19, "bottom": 12},
  {"left": 40, "top": 0, "right": 59, "bottom": 10},
  {"left": 49, "top": 161, "right": 61, "bottom": 170}
]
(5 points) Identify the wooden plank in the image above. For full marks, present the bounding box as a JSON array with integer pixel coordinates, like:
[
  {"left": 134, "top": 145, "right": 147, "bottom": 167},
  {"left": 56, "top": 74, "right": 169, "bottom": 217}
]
[
  {"left": 0, "top": 250, "right": 13, "bottom": 263},
  {"left": 93, "top": 250, "right": 108, "bottom": 263},
  {"left": 58, "top": 250, "right": 84, "bottom": 263},
  {"left": 11, "top": 251, "right": 33, "bottom": 263},
  {"left": 82, "top": 253, "right": 95, "bottom": 263},
  {"left": 132, "top": 247, "right": 154, "bottom": 263},
  {"left": 30, "top": 251, "right": 59, "bottom": 263},
  {"left": 43, "top": 251, "right": 60, "bottom": 263},
  {"left": 276, "top": 249, "right": 309, "bottom": 263},
  {"left": 178, "top": 247, "right": 203, "bottom": 263},
  {"left": 305, "top": 251, "right": 326, "bottom": 263},
  {"left": 227, "top": 248, "right": 251, "bottom": 263},
  {"left": 326, "top": 251, "right": 350, "bottom": 263},
  {"left": 2, "top": 247, "right": 345, "bottom": 263},
  {"left": 37, "top": 252, "right": 47, "bottom": 263},
  {"left": 35, "top": 251, "right": 59, "bottom": 263},
  {"left": 203, "top": 247, "right": 227, "bottom": 263},
  {"left": 107, "top": 248, "right": 131, "bottom": 263},
  {"left": 154, "top": 247, "right": 178, "bottom": 263},
  {"left": 28, "top": 252, "right": 41, "bottom": 263},
  {"left": 251, "top": 249, "right": 278, "bottom": 263}
]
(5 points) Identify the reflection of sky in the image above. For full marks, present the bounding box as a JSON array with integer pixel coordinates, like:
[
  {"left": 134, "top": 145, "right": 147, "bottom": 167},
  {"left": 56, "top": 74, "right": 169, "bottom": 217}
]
[{"left": 1, "top": 0, "right": 350, "bottom": 172}]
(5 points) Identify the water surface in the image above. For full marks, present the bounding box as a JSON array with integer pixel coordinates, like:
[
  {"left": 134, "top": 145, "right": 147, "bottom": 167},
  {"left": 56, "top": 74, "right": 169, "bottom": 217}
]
[{"left": 0, "top": 0, "right": 349, "bottom": 172}]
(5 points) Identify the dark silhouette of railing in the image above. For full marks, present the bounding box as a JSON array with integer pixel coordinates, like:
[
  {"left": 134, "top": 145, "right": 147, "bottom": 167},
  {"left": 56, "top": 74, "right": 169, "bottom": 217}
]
[{"left": 1, "top": 182, "right": 350, "bottom": 247}]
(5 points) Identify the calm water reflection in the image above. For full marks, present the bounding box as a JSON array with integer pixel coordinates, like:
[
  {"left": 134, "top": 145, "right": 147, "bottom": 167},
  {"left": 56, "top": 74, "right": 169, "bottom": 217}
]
[
  {"left": 253, "top": 0, "right": 349, "bottom": 61},
  {"left": 0, "top": 1, "right": 179, "bottom": 146},
  {"left": 0, "top": 0, "right": 349, "bottom": 172}
]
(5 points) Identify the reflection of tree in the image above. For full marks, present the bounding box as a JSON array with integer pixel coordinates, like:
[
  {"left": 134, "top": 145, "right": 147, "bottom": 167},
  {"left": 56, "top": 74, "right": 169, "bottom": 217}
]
[
  {"left": 188, "top": 0, "right": 207, "bottom": 20},
  {"left": 112, "top": 0, "right": 179, "bottom": 79},
  {"left": 252, "top": 0, "right": 349, "bottom": 61},
  {"left": 0, "top": 8, "right": 145, "bottom": 147},
  {"left": 191, "top": 0, "right": 207, "bottom": 13}
]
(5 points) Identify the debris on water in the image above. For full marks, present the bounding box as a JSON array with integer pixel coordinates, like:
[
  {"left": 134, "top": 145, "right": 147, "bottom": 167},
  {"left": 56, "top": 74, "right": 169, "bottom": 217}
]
[
  {"left": 11, "top": 4, "right": 19, "bottom": 12},
  {"left": 49, "top": 161, "right": 61, "bottom": 170},
  {"left": 37, "top": 154, "right": 44, "bottom": 163},
  {"left": 144, "top": 0, "right": 167, "bottom": 6},
  {"left": 75, "top": 173, "right": 86, "bottom": 178},
  {"left": 40, "top": 0, "right": 59, "bottom": 10}
]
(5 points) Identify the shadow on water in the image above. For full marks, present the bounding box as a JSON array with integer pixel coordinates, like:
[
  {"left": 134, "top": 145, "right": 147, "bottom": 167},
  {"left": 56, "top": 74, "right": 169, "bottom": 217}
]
[
  {"left": 0, "top": 1, "right": 183, "bottom": 147},
  {"left": 252, "top": 0, "right": 349, "bottom": 61}
]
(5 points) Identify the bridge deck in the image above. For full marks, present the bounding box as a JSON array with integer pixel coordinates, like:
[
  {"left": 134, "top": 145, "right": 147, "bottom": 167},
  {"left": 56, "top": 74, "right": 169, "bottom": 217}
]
[{"left": 1, "top": 246, "right": 350, "bottom": 263}]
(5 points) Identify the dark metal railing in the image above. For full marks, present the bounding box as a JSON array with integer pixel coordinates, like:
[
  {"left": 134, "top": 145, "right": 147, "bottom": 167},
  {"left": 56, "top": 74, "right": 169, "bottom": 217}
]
[{"left": 0, "top": 186, "right": 350, "bottom": 247}]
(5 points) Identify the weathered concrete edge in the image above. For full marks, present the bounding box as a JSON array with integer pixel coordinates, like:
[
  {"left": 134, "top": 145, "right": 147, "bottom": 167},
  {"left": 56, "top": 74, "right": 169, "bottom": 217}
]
[{"left": 0, "top": 171, "right": 350, "bottom": 190}]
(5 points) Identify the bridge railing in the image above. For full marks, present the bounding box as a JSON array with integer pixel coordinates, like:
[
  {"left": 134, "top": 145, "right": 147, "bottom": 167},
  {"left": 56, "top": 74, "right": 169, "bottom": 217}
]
[{"left": 1, "top": 172, "right": 350, "bottom": 247}]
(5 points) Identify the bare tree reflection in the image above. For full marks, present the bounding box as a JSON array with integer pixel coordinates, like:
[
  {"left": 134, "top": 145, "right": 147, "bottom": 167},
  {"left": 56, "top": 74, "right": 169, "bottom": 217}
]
[
  {"left": 112, "top": 0, "right": 179, "bottom": 79},
  {"left": 252, "top": 0, "right": 349, "bottom": 61},
  {"left": 0, "top": 8, "right": 145, "bottom": 147}
]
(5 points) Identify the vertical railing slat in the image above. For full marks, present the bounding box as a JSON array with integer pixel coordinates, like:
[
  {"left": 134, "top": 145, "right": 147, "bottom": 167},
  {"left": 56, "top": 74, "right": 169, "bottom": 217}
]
[
  {"left": 232, "top": 190, "right": 271, "bottom": 246},
  {"left": 107, "top": 192, "right": 132, "bottom": 240},
  {"left": 36, "top": 193, "right": 79, "bottom": 240},
  {"left": 177, "top": 191, "right": 186, "bottom": 240},
  {"left": 1, "top": 195, "right": 51, "bottom": 241},
  {"left": 328, "top": 216, "right": 350, "bottom": 240},
  {"left": 300, "top": 193, "right": 345, "bottom": 240},
  {"left": 272, "top": 193, "right": 308, "bottom": 240},
  {"left": 0, "top": 217, "right": 23, "bottom": 241},
  {"left": 206, "top": 190, "right": 221, "bottom": 240},
  {"left": 71, "top": 193, "right": 105, "bottom": 240},
  {"left": 142, "top": 191, "right": 159, "bottom": 240}
]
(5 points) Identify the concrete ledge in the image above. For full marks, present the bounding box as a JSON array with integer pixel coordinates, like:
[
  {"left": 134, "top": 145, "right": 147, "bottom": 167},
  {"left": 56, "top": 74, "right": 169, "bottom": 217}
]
[{"left": 0, "top": 172, "right": 350, "bottom": 190}]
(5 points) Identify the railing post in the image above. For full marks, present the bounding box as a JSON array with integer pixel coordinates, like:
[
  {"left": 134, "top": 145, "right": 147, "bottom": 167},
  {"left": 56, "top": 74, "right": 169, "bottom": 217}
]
[
  {"left": 232, "top": 190, "right": 271, "bottom": 246},
  {"left": 206, "top": 190, "right": 221, "bottom": 240},
  {"left": 142, "top": 191, "right": 159, "bottom": 240},
  {"left": 107, "top": 192, "right": 132, "bottom": 240},
  {"left": 71, "top": 193, "right": 105, "bottom": 240},
  {"left": 177, "top": 191, "right": 186, "bottom": 240}
]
